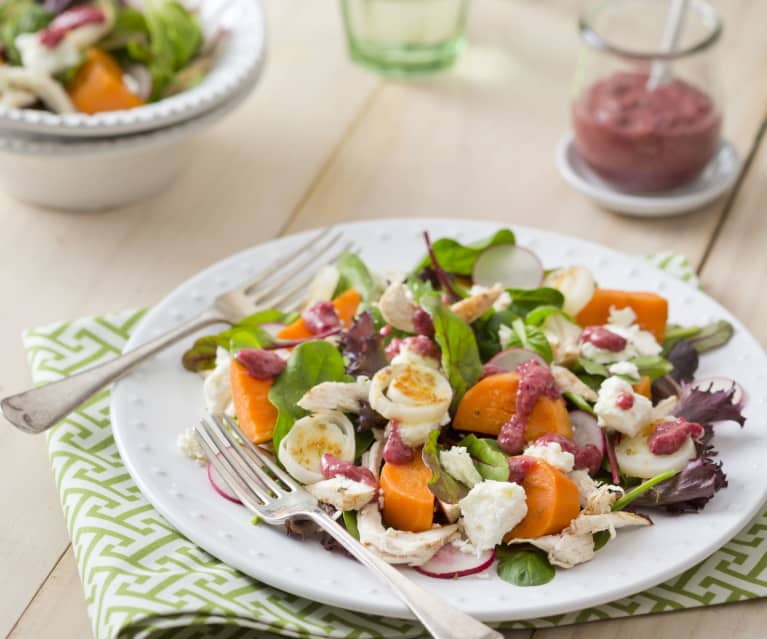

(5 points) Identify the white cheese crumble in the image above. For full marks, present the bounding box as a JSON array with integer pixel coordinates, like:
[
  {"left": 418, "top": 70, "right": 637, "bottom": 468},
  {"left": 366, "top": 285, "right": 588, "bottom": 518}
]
[
  {"left": 15, "top": 33, "right": 82, "bottom": 76},
  {"left": 177, "top": 428, "right": 207, "bottom": 465},
  {"left": 439, "top": 447, "right": 483, "bottom": 488},
  {"left": 523, "top": 441, "right": 575, "bottom": 473},
  {"left": 594, "top": 376, "right": 652, "bottom": 437},
  {"left": 608, "top": 361, "right": 640, "bottom": 380},
  {"left": 608, "top": 306, "right": 637, "bottom": 327},
  {"left": 580, "top": 322, "right": 662, "bottom": 364},
  {"left": 391, "top": 343, "right": 439, "bottom": 370},
  {"left": 469, "top": 284, "right": 511, "bottom": 311},
  {"left": 458, "top": 480, "right": 527, "bottom": 551},
  {"left": 203, "top": 347, "right": 235, "bottom": 416}
]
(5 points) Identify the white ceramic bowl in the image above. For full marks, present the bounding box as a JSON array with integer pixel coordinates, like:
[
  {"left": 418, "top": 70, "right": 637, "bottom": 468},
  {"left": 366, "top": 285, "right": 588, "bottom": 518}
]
[
  {"left": 0, "top": 71, "right": 257, "bottom": 210},
  {"left": 0, "top": 0, "right": 266, "bottom": 138}
]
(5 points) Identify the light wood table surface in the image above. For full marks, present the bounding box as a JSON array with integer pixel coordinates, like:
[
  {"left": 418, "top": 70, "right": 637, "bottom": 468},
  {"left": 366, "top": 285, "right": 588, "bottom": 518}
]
[{"left": 2, "top": 1, "right": 766, "bottom": 637}]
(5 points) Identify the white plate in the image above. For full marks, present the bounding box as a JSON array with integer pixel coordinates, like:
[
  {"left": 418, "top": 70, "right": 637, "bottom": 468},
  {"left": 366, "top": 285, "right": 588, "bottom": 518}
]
[
  {"left": 556, "top": 134, "right": 741, "bottom": 217},
  {"left": 0, "top": 0, "right": 265, "bottom": 138},
  {"left": 111, "top": 218, "right": 767, "bottom": 622}
]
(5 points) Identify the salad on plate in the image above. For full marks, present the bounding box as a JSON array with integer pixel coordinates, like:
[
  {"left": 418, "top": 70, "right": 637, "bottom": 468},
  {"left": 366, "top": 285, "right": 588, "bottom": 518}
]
[
  {"left": 0, "top": 0, "right": 217, "bottom": 113},
  {"left": 179, "top": 228, "right": 745, "bottom": 586}
]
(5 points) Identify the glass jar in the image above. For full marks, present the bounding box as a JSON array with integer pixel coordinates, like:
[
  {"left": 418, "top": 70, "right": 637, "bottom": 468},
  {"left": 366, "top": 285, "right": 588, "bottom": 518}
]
[
  {"left": 340, "top": 0, "right": 470, "bottom": 76},
  {"left": 572, "top": 0, "right": 723, "bottom": 193}
]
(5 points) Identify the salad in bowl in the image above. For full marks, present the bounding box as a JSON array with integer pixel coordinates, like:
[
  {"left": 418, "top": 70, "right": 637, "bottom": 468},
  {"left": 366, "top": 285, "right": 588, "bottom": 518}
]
[
  {"left": 0, "top": 0, "right": 217, "bottom": 113},
  {"left": 179, "top": 228, "right": 744, "bottom": 586}
]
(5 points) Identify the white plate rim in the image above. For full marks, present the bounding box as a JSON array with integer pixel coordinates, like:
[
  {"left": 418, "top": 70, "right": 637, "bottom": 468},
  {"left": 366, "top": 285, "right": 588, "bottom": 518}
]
[
  {"left": 111, "top": 217, "right": 767, "bottom": 622},
  {"left": 556, "top": 134, "right": 741, "bottom": 217}
]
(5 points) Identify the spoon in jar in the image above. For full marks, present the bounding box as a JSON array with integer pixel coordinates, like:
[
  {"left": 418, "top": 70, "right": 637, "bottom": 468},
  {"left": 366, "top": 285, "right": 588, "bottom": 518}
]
[{"left": 647, "top": 0, "right": 690, "bottom": 90}]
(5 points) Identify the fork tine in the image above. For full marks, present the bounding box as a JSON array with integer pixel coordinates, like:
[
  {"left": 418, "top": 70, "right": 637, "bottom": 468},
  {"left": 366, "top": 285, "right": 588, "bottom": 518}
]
[
  {"left": 239, "top": 226, "right": 335, "bottom": 296},
  {"left": 208, "top": 414, "right": 286, "bottom": 495},
  {"left": 257, "top": 239, "right": 356, "bottom": 311},
  {"left": 194, "top": 420, "right": 269, "bottom": 508},
  {"left": 223, "top": 415, "right": 301, "bottom": 490},
  {"left": 248, "top": 230, "right": 344, "bottom": 301}
]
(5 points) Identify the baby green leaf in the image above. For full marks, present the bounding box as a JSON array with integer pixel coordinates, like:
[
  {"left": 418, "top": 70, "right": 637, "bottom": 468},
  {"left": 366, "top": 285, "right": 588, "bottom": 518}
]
[{"left": 496, "top": 547, "right": 555, "bottom": 586}]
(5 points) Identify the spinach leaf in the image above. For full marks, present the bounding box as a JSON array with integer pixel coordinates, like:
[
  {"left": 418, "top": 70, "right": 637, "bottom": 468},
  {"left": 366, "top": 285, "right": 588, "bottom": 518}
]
[
  {"left": 499, "top": 318, "right": 553, "bottom": 363},
  {"left": 342, "top": 511, "right": 360, "bottom": 539},
  {"left": 525, "top": 305, "right": 574, "bottom": 327},
  {"left": 496, "top": 547, "right": 555, "bottom": 586},
  {"left": 334, "top": 252, "right": 382, "bottom": 302},
  {"left": 575, "top": 358, "right": 610, "bottom": 378},
  {"left": 629, "top": 355, "right": 673, "bottom": 381},
  {"left": 413, "top": 229, "right": 516, "bottom": 276},
  {"left": 421, "top": 293, "right": 483, "bottom": 408},
  {"left": 422, "top": 430, "right": 470, "bottom": 504},
  {"left": 270, "top": 341, "right": 352, "bottom": 457},
  {"left": 99, "top": 6, "right": 149, "bottom": 53},
  {"left": 593, "top": 530, "right": 610, "bottom": 550},
  {"left": 459, "top": 434, "right": 510, "bottom": 481},
  {"left": 354, "top": 429, "right": 375, "bottom": 463},
  {"left": 473, "top": 309, "right": 518, "bottom": 361},
  {"left": 562, "top": 391, "right": 596, "bottom": 416},
  {"left": 143, "top": 0, "right": 202, "bottom": 98},
  {"left": 0, "top": 0, "right": 52, "bottom": 65},
  {"left": 181, "top": 309, "right": 296, "bottom": 371},
  {"left": 506, "top": 288, "right": 564, "bottom": 317}
]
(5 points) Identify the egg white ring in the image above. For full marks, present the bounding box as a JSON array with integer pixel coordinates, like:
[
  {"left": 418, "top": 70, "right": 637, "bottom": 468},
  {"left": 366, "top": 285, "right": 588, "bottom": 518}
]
[
  {"left": 615, "top": 432, "right": 696, "bottom": 480},
  {"left": 369, "top": 363, "right": 452, "bottom": 424},
  {"left": 278, "top": 410, "right": 356, "bottom": 484}
]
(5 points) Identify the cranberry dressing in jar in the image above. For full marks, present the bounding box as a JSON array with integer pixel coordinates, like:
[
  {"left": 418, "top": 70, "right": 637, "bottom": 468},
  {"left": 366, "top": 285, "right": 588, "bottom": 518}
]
[
  {"left": 573, "top": 71, "right": 721, "bottom": 192},
  {"left": 573, "top": 0, "right": 723, "bottom": 193}
]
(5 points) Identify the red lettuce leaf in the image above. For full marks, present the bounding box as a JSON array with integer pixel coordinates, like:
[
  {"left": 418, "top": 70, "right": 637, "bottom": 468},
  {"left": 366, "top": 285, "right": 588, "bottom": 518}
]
[
  {"left": 674, "top": 385, "right": 746, "bottom": 429},
  {"left": 340, "top": 311, "right": 387, "bottom": 377}
]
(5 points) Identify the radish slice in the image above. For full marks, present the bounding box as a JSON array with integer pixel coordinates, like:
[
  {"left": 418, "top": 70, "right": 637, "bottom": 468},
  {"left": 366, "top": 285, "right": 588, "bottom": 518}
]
[
  {"left": 208, "top": 456, "right": 242, "bottom": 505},
  {"left": 690, "top": 377, "right": 746, "bottom": 407},
  {"left": 487, "top": 348, "right": 547, "bottom": 372},
  {"left": 416, "top": 543, "right": 495, "bottom": 579},
  {"left": 543, "top": 266, "right": 595, "bottom": 317},
  {"left": 472, "top": 245, "right": 544, "bottom": 290},
  {"left": 569, "top": 410, "right": 605, "bottom": 455}
]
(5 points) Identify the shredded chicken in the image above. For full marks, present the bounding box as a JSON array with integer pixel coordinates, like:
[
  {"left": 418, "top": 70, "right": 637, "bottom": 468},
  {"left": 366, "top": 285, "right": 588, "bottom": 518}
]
[
  {"left": 509, "top": 510, "right": 651, "bottom": 568},
  {"left": 305, "top": 477, "right": 376, "bottom": 511},
  {"left": 551, "top": 365, "right": 598, "bottom": 402},
  {"left": 0, "top": 67, "right": 75, "bottom": 113},
  {"left": 450, "top": 286, "right": 503, "bottom": 324},
  {"left": 379, "top": 281, "right": 418, "bottom": 332},
  {"left": 357, "top": 504, "right": 458, "bottom": 565},
  {"left": 438, "top": 500, "right": 462, "bottom": 524},
  {"left": 297, "top": 379, "right": 371, "bottom": 413},
  {"left": 361, "top": 430, "right": 384, "bottom": 480},
  {"left": 568, "top": 470, "right": 623, "bottom": 514}
]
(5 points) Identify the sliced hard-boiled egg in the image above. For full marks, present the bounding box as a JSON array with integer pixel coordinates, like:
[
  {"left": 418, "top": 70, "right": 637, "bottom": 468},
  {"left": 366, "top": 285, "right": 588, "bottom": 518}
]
[
  {"left": 278, "top": 410, "right": 355, "bottom": 484},
  {"left": 369, "top": 362, "right": 452, "bottom": 425},
  {"left": 615, "top": 430, "right": 696, "bottom": 480},
  {"left": 543, "top": 265, "right": 596, "bottom": 317}
]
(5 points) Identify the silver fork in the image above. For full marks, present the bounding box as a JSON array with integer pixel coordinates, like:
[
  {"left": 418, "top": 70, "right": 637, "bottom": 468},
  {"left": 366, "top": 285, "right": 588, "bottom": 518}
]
[
  {"left": 197, "top": 415, "right": 503, "bottom": 639},
  {"left": 2, "top": 228, "right": 352, "bottom": 434}
]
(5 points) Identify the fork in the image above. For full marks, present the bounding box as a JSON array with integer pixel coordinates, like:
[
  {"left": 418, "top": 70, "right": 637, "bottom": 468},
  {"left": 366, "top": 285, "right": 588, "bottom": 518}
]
[
  {"left": 1, "top": 228, "right": 351, "bottom": 434},
  {"left": 197, "top": 415, "right": 503, "bottom": 639}
]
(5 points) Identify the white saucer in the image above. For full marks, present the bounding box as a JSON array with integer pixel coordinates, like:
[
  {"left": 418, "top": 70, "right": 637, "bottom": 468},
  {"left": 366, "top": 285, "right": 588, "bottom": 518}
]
[{"left": 556, "top": 133, "right": 741, "bottom": 217}]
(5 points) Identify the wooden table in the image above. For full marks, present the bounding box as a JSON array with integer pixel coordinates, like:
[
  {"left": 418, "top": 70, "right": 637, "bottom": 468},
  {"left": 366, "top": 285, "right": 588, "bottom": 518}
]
[{"left": 2, "top": 1, "right": 766, "bottom": 637}]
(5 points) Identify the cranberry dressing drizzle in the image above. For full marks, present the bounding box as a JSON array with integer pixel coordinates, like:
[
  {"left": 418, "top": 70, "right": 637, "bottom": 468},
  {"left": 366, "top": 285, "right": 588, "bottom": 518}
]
[
  {"left": 383, "top": 421, "right": 415, "bottom": 464},
  {"left": 497, "top": 360, "right": 560, "bottom": 454},
  {"left": 580, "top": 326, "right": 627, "bottom": 352},
  {"left": 616, "top": 391, "right": 635, "bottom": 410},
  {"left": 320, "top": 453, "right": 378, "bottom": 488},
  {"left": 648, "top": 418, "right": 704, "bottom": 455},
  {"left": 385, "top": 335, "right": 439, "bottom": 362},
  {"left": 508, "top": 456, "right": 536, "bottom": 484},
  {"left": 236, "top": 349, "right": 286, "bottom": 379},
  {"left": 302, "top": 301, "right": 341, "bottom": 335}
]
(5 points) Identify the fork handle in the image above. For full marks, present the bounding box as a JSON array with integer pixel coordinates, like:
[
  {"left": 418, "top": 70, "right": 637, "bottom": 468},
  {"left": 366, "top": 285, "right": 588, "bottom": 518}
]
[
  {"left": 309, "top": 510, "right": 503, "bottom": 639},
  {"left": 1, "top": 310, "right": 227, "bottom": 434}
]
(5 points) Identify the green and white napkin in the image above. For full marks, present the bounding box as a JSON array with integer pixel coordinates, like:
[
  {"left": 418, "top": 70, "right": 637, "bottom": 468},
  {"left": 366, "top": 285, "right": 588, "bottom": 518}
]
[{"left": 23, "top": 254, "right": 766, "bottom": 639}]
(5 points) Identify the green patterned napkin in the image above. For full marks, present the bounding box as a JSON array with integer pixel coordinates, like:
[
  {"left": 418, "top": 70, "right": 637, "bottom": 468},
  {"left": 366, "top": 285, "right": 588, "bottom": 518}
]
[{"left": 23, "top": 253, "right": 766, "bottom": 639}]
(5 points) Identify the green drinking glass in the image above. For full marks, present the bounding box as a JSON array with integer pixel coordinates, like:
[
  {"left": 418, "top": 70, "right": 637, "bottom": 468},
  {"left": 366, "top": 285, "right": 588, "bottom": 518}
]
[{"left": 340, "top": 0, "right": 470, "bottom": 75}]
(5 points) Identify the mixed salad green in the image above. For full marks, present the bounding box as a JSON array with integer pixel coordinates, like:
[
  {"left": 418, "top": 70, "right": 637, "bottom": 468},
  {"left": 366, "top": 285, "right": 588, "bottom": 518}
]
[
  {"left": 0, "top": 0, "right": 216, "bottom": 113},
  {"left": 179, "top": 228, "right": 745, "bottom": 586}
]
